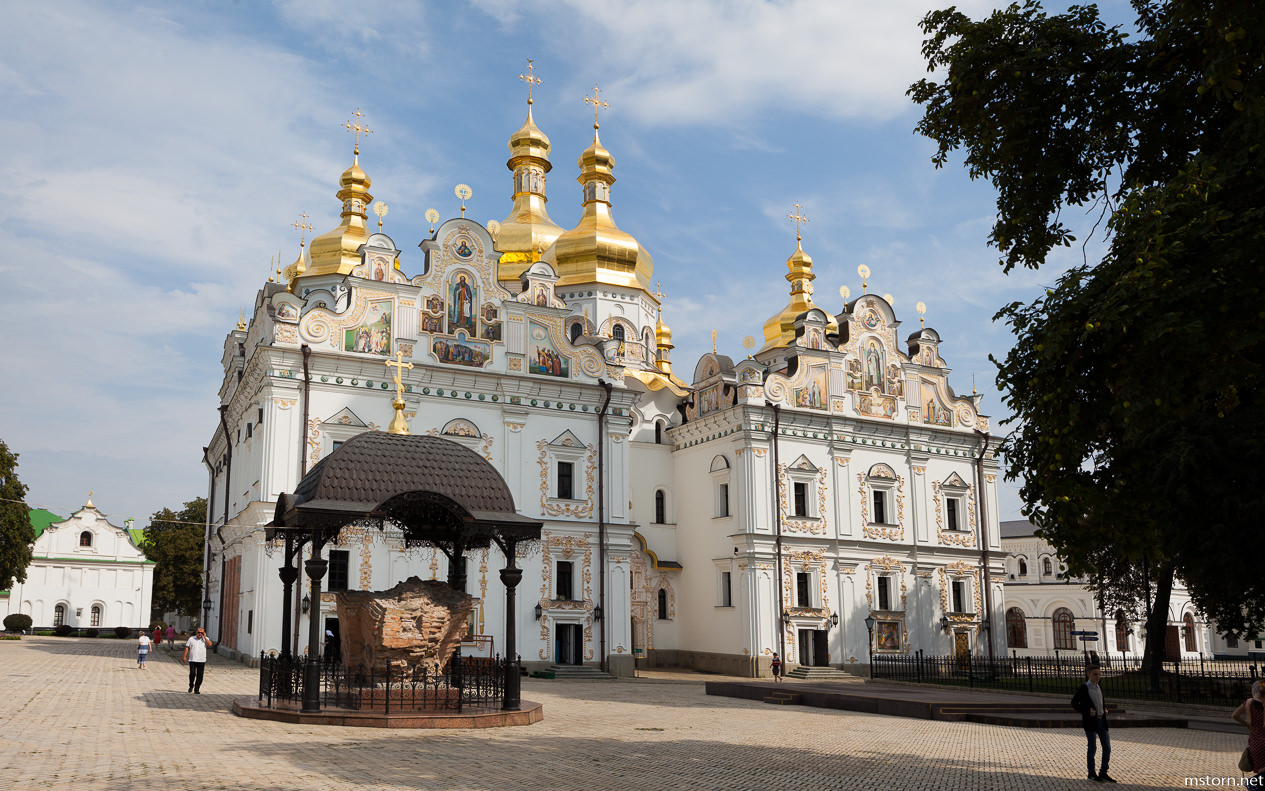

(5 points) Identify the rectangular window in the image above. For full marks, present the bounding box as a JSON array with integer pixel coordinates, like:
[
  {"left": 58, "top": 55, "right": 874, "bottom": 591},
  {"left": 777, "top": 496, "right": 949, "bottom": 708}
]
[
  {"left": 720, "top": 571, "right": 732, "bottom": 607},
  {"left": 557, "top": 462, "right": 574, "bottom": 499},
  {"left": 328, "top": 550, "right": 350, "bottom": 592},
  {"left": 873, "top": 490, "right": 887, "bottom": 524},
  {"left": 718, "top": 483, "right": 730, "bottom": 517},
  {"left": 793, "top": 482, "right": 808, "bottom": 517},
  {"left": 877, "top": 576, "right": 891, "bottom": 611},
  {"left": 556, "top": 561, "right": 573, "bottom": 600},
  {"left": 796, "top": 572, "right": 811, "bottom": 608},
  {"left": 946, "top": 498, "right": 960, "bottom": 530},
  {"left": 1227, "top": 635, "right": 1239, "bottom": 648},
  {"left": 332, "top": 440, "right": 344, "bottom": 452},
  {"left": 247, "top": 610, "right": 253, "bottom": 634},
  {"left": 952, "top": 580, "right": 967, "bottom": 613},
  {"left": 90, "top": 607, "right": 101, "bottom": 627}
]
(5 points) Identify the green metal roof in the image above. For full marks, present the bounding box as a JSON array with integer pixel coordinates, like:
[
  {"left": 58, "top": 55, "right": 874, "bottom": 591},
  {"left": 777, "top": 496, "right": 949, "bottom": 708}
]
[{"left": 29, "top": 508, "right": 61, "bottom": 539}]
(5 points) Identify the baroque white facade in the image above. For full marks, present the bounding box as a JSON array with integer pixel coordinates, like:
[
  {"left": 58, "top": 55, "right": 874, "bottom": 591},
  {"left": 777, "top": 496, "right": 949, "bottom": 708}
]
[
  {"left": 2, "top": 501, "right": 154, "bottom": 630},
  {"left": 203, "top": 99, "right": 1003, "bottom": 677}
]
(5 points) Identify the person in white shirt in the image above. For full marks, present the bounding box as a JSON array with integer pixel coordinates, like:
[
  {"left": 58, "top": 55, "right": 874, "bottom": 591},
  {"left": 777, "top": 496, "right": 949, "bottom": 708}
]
[
  {"left": 182, "top": 627, "right": 213, "bottom": 694},
  {"left": 137, "top": 633, "right": 150, "bottom": 669}
]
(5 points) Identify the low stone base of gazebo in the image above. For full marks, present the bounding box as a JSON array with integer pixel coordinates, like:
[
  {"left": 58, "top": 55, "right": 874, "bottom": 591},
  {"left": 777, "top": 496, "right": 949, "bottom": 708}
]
[{"left": 232, "top": 697, "right": 543, "bottom": 729}]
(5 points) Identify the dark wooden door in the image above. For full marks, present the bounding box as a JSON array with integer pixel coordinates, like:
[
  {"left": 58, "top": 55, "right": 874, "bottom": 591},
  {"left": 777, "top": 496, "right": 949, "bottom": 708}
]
[
  {"left": 1165, "top": 625, "right": 1181, "bottom": 660},
  {"left": 812, "top": 630, "right": 830, "bottom": 666}
]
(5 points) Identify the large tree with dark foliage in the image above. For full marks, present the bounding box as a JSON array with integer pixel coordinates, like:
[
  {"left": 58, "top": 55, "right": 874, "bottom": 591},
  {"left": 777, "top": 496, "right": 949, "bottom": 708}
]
[
  {"left": 0, "top": 440, "right": 36, "bottom": 590},
  {"left": 139, "top": 498, "right": 207, "bottom": 621},
  {"left": 909, "top": 0, "right": 1264, "bottom": 679}
]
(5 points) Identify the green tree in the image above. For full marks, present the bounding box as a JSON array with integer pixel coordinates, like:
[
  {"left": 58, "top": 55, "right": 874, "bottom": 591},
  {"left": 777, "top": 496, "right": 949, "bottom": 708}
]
[
  {"left": 139, "top": 497, "right": 207, "bottom": 620},
  {"left": 909, "top": 0, "right": 1265, "bottom": 681},
  {"left": 0, "top": 440, "right": 36, "bottom": 590}
]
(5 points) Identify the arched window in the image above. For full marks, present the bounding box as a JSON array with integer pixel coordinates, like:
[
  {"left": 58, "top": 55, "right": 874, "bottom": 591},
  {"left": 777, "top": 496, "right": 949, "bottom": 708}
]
[
  {"left": 1114, "top": 608, "right": 1129, "bottom": 652},
  {"left": 570, "top": 322, "right": 583, "bottom": 343},
  {"left": 53, "top": 604, "right": 66, "bottom": 627},
  {"left": 1043, "top": 557, "right": 1052, "bottom": 576},
  {"left": 1006, "top": 607, "right": 1027, "bottom": 648},
  {"left": 654, "top": 490, "right": 666, "bottom": 524},
  {"left": 1184, "top": 613, "right": 1197, "bottom": 652},
  {"left": 657, "top": 588, "right": 669, "bottom": 620},
  {"left": 79, "top": 531, "right": 93, "bottom": 548},
  {"left": 655, "top": 422, "right": 663, "bottom": 444},
  {"left": 1053, "top": 607, "right": 1075, "bottom": 650},
  {"left": 1018, "top": 558, "right": 1028, "bottom": 577},
  {"left": 612, "top": 324, "right": 626, "bottom": 342},
  {"left": 90, "top": 605, "right": 102, "bottom": 627}
]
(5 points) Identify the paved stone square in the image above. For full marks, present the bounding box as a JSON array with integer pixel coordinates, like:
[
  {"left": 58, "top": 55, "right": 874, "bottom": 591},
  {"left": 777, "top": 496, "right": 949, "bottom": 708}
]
[{"left": 0, "top": 637, "right": 1250, "bottom": 790}]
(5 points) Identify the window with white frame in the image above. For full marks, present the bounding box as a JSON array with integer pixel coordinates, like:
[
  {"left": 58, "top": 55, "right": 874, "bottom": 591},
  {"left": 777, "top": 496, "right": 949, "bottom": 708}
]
[
  {"left": 946, "top": 497, "right": 962, "bottom": 530},
  {"left": 79, "top": 531, "right": 93, "bottom": 548},
  {"left": 556, "top": 561, "right": 574, "bottom": 600},
  {"left": 866, "top": 464, "right": 897, "bottom": 525},
  {"left": 876, "top": 574, "right": 893, "bottom": 611},
  {"left": 796, "top": 572, "right": 813, "bottom": 607},
  {"left": 557, "top": 461, "right": 574, "bottom": 499},
  {"left": 939, "top": 473, "right": 970, "bottom": 532},
  {"left": 90, "top": 605, "right": 102, "bottom": 627},
  {"left": 794, "top": 482, "right": 809, "bottom": 517},
  {"left": 544, "top": 431, "right": 589, "bottom": 505},
  {"left": 785, "top": 457, "right": 822, "bottom": 520},
  {"left": 951, "top": 579, "right": 970, "bottom": 614},
  {"left": 710, "top": 455, "right": 731, "bottom": 518}
]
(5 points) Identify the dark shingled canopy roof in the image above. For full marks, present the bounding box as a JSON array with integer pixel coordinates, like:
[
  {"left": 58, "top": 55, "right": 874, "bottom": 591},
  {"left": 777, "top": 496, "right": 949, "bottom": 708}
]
[{"left": 270, "top": 432, "right": 540, "bottom": 546}]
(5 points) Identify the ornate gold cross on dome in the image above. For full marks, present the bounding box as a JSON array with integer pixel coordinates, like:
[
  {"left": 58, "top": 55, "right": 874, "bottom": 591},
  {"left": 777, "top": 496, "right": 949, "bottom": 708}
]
[
  {"left": 344, "top": 108, "right": 373, "bottom": 154},
  {"left": 788, "top": 202, "right": 809, "bottom": 241},
  {"left": 652, "top": 282, "right": 666, "bottom": 317},
  {"left": 292, "top": 212, "right": 312, "bottom": 245},
  {"left": 520, "top": 59, "right": 541, "bottom": 104},
  {"left": 385, "top": 351, "right": 413, "bottom": 401},
  {"left": 584, "top": 84, "right": 609, "bottom": 128}
]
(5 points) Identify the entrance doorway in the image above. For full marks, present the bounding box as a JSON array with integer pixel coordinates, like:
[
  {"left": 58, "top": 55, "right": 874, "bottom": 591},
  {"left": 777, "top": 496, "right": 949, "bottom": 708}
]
[
  {"left": 954, "top": 631, "right": 970, "bottom": 668},
  {"left": 797, "top": 629, "right": 830, "bottom": 666},
  {"left": 555, "top": 623, "right": 583, "bottom": 665}
]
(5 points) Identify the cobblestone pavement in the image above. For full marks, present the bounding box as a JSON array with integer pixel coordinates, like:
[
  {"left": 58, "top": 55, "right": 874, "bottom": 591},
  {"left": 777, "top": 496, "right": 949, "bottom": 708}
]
[{"left": 0, "top": 637, "right": 1250, "bottom": 791}]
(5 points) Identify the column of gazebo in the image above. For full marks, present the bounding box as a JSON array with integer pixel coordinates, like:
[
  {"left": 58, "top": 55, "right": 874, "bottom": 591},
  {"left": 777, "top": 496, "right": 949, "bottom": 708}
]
[
  {"left": 301, "top": 540, "right": 328, "bottom": 714},
  {"left": 499, "top": 547, "right": 523, "bottom": 711}
]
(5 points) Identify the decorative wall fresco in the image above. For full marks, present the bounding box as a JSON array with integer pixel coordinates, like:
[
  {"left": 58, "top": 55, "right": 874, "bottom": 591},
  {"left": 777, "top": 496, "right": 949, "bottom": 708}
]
[
  {"left": 792, "top": 366, "right": 827, "bottom": 410},
  {"left": 343, "top": 299, "right": 392, "bottom": 356},
  {"left": 529, "top": 322, "right": 569, "bottom": 377},
  {"left": 431, "top": 332, "right": 490, "bottom": 367},
  {"left": 447, "top": 274, "right": 477, "bottom": 335},
  {"left": 876, "top": 620, "right": 902, "bottom": 651}
]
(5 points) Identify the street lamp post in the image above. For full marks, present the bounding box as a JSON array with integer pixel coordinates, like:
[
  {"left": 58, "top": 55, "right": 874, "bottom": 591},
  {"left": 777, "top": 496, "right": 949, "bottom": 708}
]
[{"left": 864, "top": 615, "right": 875, "bottom": 680}]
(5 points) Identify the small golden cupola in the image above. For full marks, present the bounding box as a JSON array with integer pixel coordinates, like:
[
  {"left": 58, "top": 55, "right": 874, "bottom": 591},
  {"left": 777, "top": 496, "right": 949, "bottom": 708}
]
[
  {"left": 306, "top": 111, "right": 375, "bottom": 278},
  {"left": 548, "top": 86, "right": 654, "bottom": 294},
  {"left": 759, "top": 204, "right": 836, "bottom": 352},
  {"left": 654, "top": 309, "right": 674, "bottom": 375},
  {"left": 496, "top": 63, "right": 566, "bottom": 288}
]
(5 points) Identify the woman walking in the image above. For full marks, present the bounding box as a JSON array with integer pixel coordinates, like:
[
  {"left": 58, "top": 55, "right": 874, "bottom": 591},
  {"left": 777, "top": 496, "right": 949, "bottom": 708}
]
[
  {"left": 137, "top": 632, "right": 151, "bottom": 669},
  {"left": 1231, "top": 680, "right": 1265, "bottom": 787}
]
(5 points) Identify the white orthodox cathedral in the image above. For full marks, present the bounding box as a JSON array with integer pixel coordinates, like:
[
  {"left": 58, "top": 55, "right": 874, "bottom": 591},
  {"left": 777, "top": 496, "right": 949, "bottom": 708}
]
[{"left": 204, "top": 90, "right": 1003, "bottom": 677}]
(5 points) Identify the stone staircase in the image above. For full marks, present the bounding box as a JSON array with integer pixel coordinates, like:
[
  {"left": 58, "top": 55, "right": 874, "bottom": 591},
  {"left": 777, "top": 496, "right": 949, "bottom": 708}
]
[
  {"left": 783, "top": 666, "right": 864, "bottom": 681},
  {"left": 546, "top": 664, "right": 615, "bottom": 680}
]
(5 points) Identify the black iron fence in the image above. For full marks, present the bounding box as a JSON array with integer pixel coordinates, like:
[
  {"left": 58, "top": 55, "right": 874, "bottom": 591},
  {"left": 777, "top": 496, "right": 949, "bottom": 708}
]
[
  {"left": 258, "top": 652, "right": 507, "bottom": 713},
  {"left": 872, "top": 651, "right": 1261, "bottom": 707}
]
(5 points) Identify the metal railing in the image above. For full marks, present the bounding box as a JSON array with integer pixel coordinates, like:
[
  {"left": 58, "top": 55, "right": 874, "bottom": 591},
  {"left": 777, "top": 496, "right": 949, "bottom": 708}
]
[
  {"left": 872, "top": 651, "right": 1260, "bottom": 707},
  {"left": 258, "top": 652, "right": 507, "bottom": 713}
]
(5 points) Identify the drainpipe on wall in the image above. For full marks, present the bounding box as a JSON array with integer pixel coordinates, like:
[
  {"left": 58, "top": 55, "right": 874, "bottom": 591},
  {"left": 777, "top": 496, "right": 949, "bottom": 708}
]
[
  {"left": 201, "top": 447, "right": 215, "bottom": 631},
  {"left": 300, "top": 344, "right": 311, "bottom": 477},
  {"left": 597, "top": 379, "right": 612, "bottom": 673},
  {"left": 974, "top": 429, "right": 995, "bottom": 664},
  {"left": 766, "top": 401, "right": 785, "bottom": 667},
  {"left": 215, "top": 405, "right": 234, "bottom": 646}
]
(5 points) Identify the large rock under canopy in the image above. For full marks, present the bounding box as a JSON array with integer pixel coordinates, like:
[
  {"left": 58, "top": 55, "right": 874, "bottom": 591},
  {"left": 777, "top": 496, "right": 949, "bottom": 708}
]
[{"left": 334, "top": 577, "right": 477, "bottom": 673}]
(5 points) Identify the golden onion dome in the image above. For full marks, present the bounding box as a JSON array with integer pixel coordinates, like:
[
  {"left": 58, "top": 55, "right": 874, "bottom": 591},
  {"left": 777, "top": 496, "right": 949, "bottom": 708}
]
[
  {"left": 497, "top": 103, "right": 566, "bottom": 286},
  {"left": 549, "top": 125, "right": 653, "bottom": 294},
  {"left": 281, "top": 242, "right": 308, "bottom": 288},
  {"left": 305, "top": 149, "right": 373, "bottom": 278},
  {"left": 654, "top": 310, "right": 674, "bottom": 374},
  {"left": 759, "top": 239, "right": 837, "bottom": 352}
]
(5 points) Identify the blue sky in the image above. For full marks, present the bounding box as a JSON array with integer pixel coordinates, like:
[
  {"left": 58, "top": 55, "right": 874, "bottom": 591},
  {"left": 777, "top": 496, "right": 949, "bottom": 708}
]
[{"left": 0, "top": 0, "right": 1133, "bottom": 527}]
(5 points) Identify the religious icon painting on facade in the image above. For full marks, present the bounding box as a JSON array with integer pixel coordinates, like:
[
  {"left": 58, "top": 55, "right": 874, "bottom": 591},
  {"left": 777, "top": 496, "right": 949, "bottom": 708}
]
[
  {"left": 528, "top": 322, "right": 569, "bottom": 378},
  {"left": 481, "top": 322, "right": 502, "bottom": 342},
  {"left": 792, "top": 367, "right": 827, "bottom": 410},
  {"left": 699, "top": 385, "right": 722, "bottom": 417},
  {"left": 862, "top": 340, "right": 885, "bottom": 392},
  {"left": 876, "top": 620, "right": 902, "bottom": 651},
  {"left": 343, "top": 299, "right": 392, "bottom": 357},
  {"left": 453, "top": 237, "right": 475, "bottom": 260},
  {"left": 421, "top": 314, "right": 442, "bottom": 334},
  {"left": 448, "top": 274, "right": 477, "bottom": 335},
  {"left": 431, "top": 331, "right": 490, "bottom": 368},
  {"left": 426, "top": 295, "right": 443, "bottom": 313},
  {"left": 921, "top": 380, "right": 952, "bottom": 426}
]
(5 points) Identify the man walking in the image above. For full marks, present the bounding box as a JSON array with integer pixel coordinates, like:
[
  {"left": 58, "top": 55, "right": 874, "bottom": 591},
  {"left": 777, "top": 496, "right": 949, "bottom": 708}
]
[
  {"left": 1071, "top": 665, "right": 1116, "bottom": 782},
  {"left": 182, "top": 627, "right": 213, "bottom": 694}
]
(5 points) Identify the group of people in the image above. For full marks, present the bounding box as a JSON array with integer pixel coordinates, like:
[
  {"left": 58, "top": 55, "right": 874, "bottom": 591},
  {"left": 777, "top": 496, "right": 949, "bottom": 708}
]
[{"left": 134, "top": 625, "right": 215, "bottom": 694}]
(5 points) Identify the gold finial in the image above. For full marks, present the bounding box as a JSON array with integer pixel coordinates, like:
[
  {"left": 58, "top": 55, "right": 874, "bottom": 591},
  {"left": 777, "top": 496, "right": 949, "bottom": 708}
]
[
  {"left": 742, "top": 336, "right": 756, "bottom": 359},
  {"left": 584, "top": 84, "right": 609, "bottom": 129},
  {"left": 487, "top": 219, "right": 501, "bottom": 241},
  {"left": 788, "top": 202, "right": 809, "bottom": 242},
  {"left": 651, "top": 281, "right": 666, "bottom": 319},
  {"left": 385, "top": 351, "right": 414, "bottom": 435},
  {"left": 916, "top": 300, "right": 927, "bottom": 329},
  {"left": 373, "top": 201, "right": 388, "bottom": 232},
  {"left": 972, "top": 372, "right": 978, "bottom": 395},
  {"left": 236, "top": 309, "right": 247, "bottom": 331},
  {"left": 85, "top": 491, "right": 94, "bottom": 508},
  {"left": 425, "top": 208, "right": 439, "bottom": 234},
  {"left": 267, "top": 254, "right": 275, "bottom": 283},
  {"left": 711, "top": 329, "right": 718, "bottom": 354},
  {"left": 455, "top": 184, "right": 472, "bottom": 217},
  {"left": 520, "top": 59, "right": 541, "bottom": 105},
  {"left": 858, "top": 264, "right": 871, "bottom": 294},
  {"left": 883, "top": 293, "right": 894, "bottom": 306},
  {"left": 344, "top": 108, "right": 373, "bottom": 158},
  {"left": 292, "top": 212, "right": 313, "bottom": 245},
  {"left": 839, "top": 285, "right": 851, "bottom": 305}
]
